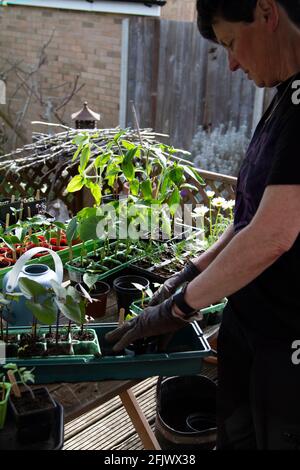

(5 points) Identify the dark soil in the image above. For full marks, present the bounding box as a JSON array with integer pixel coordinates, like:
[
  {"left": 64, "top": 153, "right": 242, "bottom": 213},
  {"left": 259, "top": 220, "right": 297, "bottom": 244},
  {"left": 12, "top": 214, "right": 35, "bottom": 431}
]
[
  {"left": 17, "top": 342, "right": 45, "bottom": 358},
  {"left": 72, "top": 331, "right": 95, "bottom": 341},
  {"left": 45, "top": 332, "right": 69, "bottom": 342},
  {"left": 6, "top": 343, "right": 19, "bottom": 358},
  {"left": 10, "top": 388, "right": 55, "bottom": 415},
  {"left": 19, "top": 333, "right": 44, "bottom": 347},
  {"left": 4, "top": 334, "right": 18, "bottom": 343}
]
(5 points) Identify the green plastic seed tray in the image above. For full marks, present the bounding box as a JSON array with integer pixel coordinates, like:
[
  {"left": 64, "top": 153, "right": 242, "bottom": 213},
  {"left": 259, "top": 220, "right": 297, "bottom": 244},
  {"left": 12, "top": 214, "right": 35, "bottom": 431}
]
[
  {"left": 4, "top": 327, "right": 101, "bottom": 360},
  {"left": 0, "top": 239, "right": 99, "bottom": 288},
  {"left": 0, "top": 323, "right": 211, "bottom": 383}
]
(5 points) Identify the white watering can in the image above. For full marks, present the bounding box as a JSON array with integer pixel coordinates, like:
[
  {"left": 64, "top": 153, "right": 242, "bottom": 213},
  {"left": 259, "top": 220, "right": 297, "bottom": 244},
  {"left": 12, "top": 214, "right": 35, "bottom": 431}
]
[{"left": 2, "top": 247, "right": 63, "bottom": 326}]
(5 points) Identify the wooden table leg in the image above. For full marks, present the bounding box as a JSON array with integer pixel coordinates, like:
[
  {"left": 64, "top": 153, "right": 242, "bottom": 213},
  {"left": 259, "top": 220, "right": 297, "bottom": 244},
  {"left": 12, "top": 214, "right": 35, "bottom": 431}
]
[{"left": 119, "top": 389, "right": 161, "bottom": 450}]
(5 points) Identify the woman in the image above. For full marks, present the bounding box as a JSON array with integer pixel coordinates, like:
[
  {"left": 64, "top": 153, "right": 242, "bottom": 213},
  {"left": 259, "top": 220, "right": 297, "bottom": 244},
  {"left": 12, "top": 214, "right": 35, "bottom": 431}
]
[{"left": 106, "top": 0, "right": 300, "bottom": 449}]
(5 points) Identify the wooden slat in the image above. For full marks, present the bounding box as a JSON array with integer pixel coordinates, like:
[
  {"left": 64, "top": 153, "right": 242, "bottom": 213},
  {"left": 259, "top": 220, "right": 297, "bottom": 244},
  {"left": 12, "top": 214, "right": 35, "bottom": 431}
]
[
  {"left": 63, "top": 382, "right": 157, "bottom": 450},
  {"left": 63, "top": 365, "right": 218, "bottom": 450},
  {"left": 119, "top": 388, "right": 160, "bottom": 450},
  {"left": 64, "top": 377, "right": 158, "bottom": 439},
  {"left": 127, "top": 18, "right": 256, "bottom": 151}
]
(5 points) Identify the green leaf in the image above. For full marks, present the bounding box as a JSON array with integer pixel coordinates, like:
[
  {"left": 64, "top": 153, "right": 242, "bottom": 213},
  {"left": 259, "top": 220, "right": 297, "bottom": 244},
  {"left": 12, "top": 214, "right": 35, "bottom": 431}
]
[
  {"left": 184, "top": 166, "right": 205, "bottom": 186},
  {"left": 0, "top": 293, "right": 10, "bottom": 306},
  {"left": 76, "top": 207, "right": 97, "bottom": 221},
  {"left": 180, "top": 183, "right": 198, "bottom": 192},
  {"left": 83, "top": 272, "right": 99, "bottom": 290},
  {"left": 160, "top": 173, "right": 171, "bottom": 198},
  {"left": 79, "top": 144, "right": 91, "bottom": 172},
  {"left": 90, "top": 183, "right": 102, "bottom": 206},
  {"left": 29, "top": 234, "right": 40, "bottom": 245},
  {"left": 172, "top": 148, "right": 191, "bottom": 157},
  {"left": 3, "top": 363, "right": 18, "bottom": 370},
  {"left": 131, "top": 283, "right": 145, "bottom": 291},
  {"left": 2, "top": 235, "right": 20, "bottom": 246},
  {"left": 72, "top": 144, "right": 82, "bottom": 162},
  {"left": 66, "top": 285, "right": 82, "bottom": 303},
  {"left": 72, "top": 133, "right": 89, "bottom": 146},
  {"left": 56, "top": 296, "right": 82, "bottom": 324},
  {"left": 122, "top": 148, "right": 137, "bottom": 181},
  {"left": 50, "top": 280, "right": 66, "bottom": 301},
  {"left": 152, "top": 147, "right": 167, "bottom": 167},
  {"left": 113, "top": 129, "right": 126, "bottom": 143},
  {"left": 67, "top": 175, "right": 84, "bottom": 193},
  {"left": 94, "top": 152, "right": 111, "bottom": 170},
  {"left": 66, "top": 217, "right": 79, "bottom": 244},
  {"left": 168, "top": 187, "right": 181, "bottom": 216},
  {"left": 25, "top": 299, "right": 57, "bottom": 325},
  {"left": 52, "top": 221, "right": 66, "bottom": 230},
  {"left": 130, "top": 178, "right": 139, "bottom": 196},
  {"left": 18, "top": 278, "right": 49, "bottom": 299},
  {"left": 169, "top": 166, "right": 184, "bottom": 185},
  {"left": 121, "top": 140, "right": 136, "bottom": 151},
  {"left": 79, "top": 215, "right": 105, "bottom": 241},
  {"left": 145, "top": 287, "right": 153, "bottom": 298},
  {"left": 140, "top": 179, "right": 152, "bottom": 201}
]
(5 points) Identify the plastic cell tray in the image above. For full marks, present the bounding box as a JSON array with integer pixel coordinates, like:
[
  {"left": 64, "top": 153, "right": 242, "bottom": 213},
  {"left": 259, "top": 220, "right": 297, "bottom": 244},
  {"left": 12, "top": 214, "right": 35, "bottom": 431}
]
[
  {"left": 0, "top": 322, "right": 211, "bottom": 383},
  {"left": 5, "top": 327, "right": 101, "bottom": 360},
  {"left": 0, "top": 239, "right": 99, "bottom": 288}
]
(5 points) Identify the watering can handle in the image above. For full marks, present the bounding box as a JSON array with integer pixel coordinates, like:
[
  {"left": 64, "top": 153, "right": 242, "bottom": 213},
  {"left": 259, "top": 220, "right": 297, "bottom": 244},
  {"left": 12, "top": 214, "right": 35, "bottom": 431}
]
[{"left": 5, "top": 247, "right": 64, "bottom": 293}]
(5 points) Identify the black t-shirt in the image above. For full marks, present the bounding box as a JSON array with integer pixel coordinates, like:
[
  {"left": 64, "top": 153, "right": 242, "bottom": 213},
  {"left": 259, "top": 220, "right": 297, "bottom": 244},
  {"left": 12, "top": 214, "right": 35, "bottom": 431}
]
[{"left": 230, "top": 73, "right": 300, "bottom": 340}]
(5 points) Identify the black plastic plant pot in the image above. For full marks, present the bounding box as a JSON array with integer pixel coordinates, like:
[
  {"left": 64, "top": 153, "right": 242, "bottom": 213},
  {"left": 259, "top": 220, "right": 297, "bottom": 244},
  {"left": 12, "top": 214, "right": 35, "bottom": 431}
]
[
  {"left": 76, "top": 281, "right": 110, "bottom": 319},
  {"left": 113, "top": 275, "right": 150, "bottom": 314},
  {"left": 9, "top": 387, "right": 57, "bottom": 444}
]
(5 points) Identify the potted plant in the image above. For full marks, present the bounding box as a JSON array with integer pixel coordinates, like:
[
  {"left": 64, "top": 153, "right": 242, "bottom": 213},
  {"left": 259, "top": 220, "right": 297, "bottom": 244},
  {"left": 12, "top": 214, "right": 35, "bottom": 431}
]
[
  {"left": 0, "top": 373, "right": 11, "bottom": 430},
  {"left": 113, "top": 275, "right": 150, "bottom": 315},
  {"left": 3, "top": 363, "right": 56, "bottom": 444},
  {"left": 76, "top": 272, "right": 110, "bottom": 319}
]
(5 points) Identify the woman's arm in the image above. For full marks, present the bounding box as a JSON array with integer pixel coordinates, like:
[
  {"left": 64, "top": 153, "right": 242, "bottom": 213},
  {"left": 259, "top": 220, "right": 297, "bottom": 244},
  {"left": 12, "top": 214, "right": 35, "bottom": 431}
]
[{"left": 182, "top": 185, "right": 300, "bottom": 311}]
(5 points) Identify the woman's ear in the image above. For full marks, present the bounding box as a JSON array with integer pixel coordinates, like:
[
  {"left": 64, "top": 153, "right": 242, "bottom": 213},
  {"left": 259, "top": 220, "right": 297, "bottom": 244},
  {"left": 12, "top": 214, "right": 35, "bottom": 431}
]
[{"left": 257, "top": 0, "right": 279, "bottom": 31}]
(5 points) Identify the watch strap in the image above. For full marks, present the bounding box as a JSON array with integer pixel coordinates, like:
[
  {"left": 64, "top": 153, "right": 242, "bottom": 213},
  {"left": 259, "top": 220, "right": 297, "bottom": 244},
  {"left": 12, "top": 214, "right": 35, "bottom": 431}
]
[{"left": 172, "top": 282, "right": 197, "bottom": 318}]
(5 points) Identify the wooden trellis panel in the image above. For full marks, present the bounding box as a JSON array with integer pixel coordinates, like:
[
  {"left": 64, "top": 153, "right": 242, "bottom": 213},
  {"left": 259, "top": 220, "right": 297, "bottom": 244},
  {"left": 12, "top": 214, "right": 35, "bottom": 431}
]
[
  {"left": 0, "top": 153, "right": 82, "bottom": 216},
  {"left": 184, "top": 167, "right": 237, "bottom": 208}
]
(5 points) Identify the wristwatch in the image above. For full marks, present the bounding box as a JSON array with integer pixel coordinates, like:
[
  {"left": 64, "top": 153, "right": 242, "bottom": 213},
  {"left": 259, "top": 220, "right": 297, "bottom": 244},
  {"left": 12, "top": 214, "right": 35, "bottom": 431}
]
[{"left": 172, "top": 282, "right": 198, "bottom": 318}]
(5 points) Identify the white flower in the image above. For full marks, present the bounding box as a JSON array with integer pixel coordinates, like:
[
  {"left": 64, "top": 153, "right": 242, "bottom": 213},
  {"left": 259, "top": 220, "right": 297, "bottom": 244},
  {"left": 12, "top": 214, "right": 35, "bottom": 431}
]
[
  {"left": 192, "top": 205, "right": 209, "bottom": 218},
  {"left": 206, "top": 190, "right": 215, "bottom": 198},
  {"left": 211, "top": 197, "right": 226, "bottom": 208},
  {"left": 222, "top": 200, "right": 235, "bottom": 210}
]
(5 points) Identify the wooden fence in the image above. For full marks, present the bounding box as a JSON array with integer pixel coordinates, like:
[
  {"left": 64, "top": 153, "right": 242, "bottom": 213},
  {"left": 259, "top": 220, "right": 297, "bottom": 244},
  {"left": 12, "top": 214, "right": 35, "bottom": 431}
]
[{"left": 125, "top": 18, "right": 257, "bottom": 151}]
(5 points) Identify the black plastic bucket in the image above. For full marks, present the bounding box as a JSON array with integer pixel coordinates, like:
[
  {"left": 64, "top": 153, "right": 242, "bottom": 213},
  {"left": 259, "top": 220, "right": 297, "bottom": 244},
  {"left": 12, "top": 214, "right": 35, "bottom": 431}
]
[
  {"left": 113, "top": 275, "right": 149, "bottom": 314},
  {"left": 155, "top": 375, "right": 217, "bottom": 450}
]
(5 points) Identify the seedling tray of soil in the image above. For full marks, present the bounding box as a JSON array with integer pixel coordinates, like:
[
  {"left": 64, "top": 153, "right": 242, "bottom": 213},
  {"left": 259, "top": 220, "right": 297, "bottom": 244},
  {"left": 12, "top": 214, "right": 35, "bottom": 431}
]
[
  {"left": 3, "top": 327, "right": 101, "bottom": 360},
  {"left": 0, "top": 323, "right": 211, "bottom": 383}
]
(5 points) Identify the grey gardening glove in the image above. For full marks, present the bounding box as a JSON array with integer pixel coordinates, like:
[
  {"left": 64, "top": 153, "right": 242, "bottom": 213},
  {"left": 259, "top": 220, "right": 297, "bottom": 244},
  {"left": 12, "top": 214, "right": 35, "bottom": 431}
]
[
  {"left": 105, "top": 297, "right": 188, "bottom": 353},
  {"left": 149, "top": 260, "right": 201, "bottom": 306}
]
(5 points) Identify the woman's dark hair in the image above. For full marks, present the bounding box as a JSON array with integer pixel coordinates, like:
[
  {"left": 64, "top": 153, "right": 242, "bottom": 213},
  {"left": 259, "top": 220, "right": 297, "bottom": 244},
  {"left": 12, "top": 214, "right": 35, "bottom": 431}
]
[{"left": 197, "top": 0, "right": 300, "bottom": 41}]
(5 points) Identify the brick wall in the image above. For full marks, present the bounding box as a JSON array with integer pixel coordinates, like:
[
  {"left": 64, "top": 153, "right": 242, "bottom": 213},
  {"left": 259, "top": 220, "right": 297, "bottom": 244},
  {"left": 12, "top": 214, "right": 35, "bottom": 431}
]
[
  {"left": 161, "top": 0, "right": 197, "bottom": 22},
  {"left": 0, "top": 5, "right": 123, "bottom": 146},
  {"left": 0, "top": 2, "right": 197, "bottom": 149}
]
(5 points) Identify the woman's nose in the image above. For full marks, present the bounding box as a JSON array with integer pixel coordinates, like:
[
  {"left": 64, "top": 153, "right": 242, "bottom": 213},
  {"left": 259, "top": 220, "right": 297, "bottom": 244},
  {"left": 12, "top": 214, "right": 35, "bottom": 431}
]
[{"left": 228, "top": 51, "right": 240, "bottom": 72}]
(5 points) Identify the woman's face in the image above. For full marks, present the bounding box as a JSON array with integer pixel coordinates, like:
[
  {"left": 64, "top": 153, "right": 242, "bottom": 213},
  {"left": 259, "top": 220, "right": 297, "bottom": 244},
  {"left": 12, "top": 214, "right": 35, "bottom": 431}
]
[{"left": 212, "top": 8, "right": 279, "bottom": 87}]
